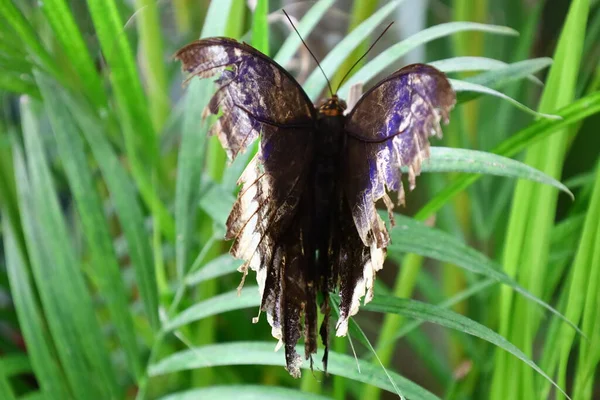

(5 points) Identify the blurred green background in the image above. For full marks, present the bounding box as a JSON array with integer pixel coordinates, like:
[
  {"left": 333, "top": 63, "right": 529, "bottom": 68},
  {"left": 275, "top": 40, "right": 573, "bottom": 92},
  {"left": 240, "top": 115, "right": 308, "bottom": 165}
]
[{"left": 0, "top": 0, "right": 599, "bottom": 399}]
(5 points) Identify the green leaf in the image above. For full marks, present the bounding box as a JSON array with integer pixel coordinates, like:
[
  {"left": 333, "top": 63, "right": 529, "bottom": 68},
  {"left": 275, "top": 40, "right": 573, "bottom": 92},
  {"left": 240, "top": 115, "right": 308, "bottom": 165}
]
[
  {"left": 0, "top": 361, "right": 15, "bottom": 400},
  {"left": 133, "top": 0, "right": 170, "bottom": 130},
  {"left": 363, "top": 296, "right": 569, "bottom": 399},
  {"left": 165, "top": 287, "right": 260, "bottom": 331},
  {"left": 149, "top": 342, "right": 440, "bottom": 400},
  {"left": 2, "top": 218, "right": 70, "bottom": 399},
  {"left": 0, "top": 0, "right": 63, "bottom": 81},
  {"left": 273, "top": 0, "right": 336, "bottom": 67},
  {"left": 86, "top": 0, "right": 174, "bottom": 240},
  {"left": 251, "top": 0, "right": 270, "bottom": 55},
  {"left": 383, "top": 279, "right": 497, "bottom": 350},
  {"left": 57, "top": 90, "right": 159, "bottom": 331},
  {"left": 416, "top": 91, "right": 600, "bottom": 221},
  {"left": 198, "top": 181, "right": 236, "bottom": 228},
  {"left": 0, "top": 72, "right": 39, "bottom": 97},
  {"left": 185, "top": 254, "right": 241, "bottom": 286},
  {"left": 16, "top": 98, "right": 119, "bottom": 399},
  {"left": 430, "top": 56, "right": 544, "bottom": 85},
  {"left": 160, "top": 385, "right": 333, "bottom": 400},
  {"left": 388, "top": 214, "right": 581, "bottom": 335},
  {"left": 464, "top": 57, "right": 551, "bottom": 87},
  {"left": 451, "top": 79, "right": 559, "bottom": 119},
  {"left": 35, "top": 71, "right": 142, "bottom": 378},
  {"left": 421, "top": 147, "right": 572, "bottom": 199},
  {"left": 175, "top": 0, "right": 234, "bottom": 279},
  {"left": 338, "top": 22, "right": 518, "bottom": 97},
  {"left": 38, "top": 0, "right": 107, "bottom": 106},
  {"left": 329, "top": 298, "right": 407, "bottom": 398},
  {"left": 0, "top": 354, "right": 31, "bottom": 377},
  {"left": 303, "top": 0, "right": 402, "bottom": 99}
]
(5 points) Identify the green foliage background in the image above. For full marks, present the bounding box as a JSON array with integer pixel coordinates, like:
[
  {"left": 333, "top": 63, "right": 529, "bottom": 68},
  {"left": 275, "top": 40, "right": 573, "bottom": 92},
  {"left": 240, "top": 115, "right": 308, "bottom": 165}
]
[{"left": 0, "top": 0, "right": 599, "bottom": 399}]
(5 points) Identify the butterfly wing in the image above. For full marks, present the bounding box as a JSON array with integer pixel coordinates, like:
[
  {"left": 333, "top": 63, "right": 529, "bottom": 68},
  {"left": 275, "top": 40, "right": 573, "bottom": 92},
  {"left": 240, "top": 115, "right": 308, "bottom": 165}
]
[
  {"left": 176, "top": 38, "right": 318, "bottom": 377},
  {"left": 176, "top": 37, "right": 316, "bottom": 159},
  {"left": 336, "top": 64, "right": 455, "bottom": 333}
]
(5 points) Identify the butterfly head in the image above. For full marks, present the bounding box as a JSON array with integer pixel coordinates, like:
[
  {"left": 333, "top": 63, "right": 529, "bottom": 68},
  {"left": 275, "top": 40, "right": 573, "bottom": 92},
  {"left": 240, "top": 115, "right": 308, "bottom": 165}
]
[{"left": 318, "top": 95, "right": 347, "bottom": 116}]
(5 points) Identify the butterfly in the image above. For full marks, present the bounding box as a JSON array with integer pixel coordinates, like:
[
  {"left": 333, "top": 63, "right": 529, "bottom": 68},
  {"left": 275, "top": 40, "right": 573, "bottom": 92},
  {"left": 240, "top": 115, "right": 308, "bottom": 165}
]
[{"left": 176, "top": 29, "right": 455, "bottom": 378}]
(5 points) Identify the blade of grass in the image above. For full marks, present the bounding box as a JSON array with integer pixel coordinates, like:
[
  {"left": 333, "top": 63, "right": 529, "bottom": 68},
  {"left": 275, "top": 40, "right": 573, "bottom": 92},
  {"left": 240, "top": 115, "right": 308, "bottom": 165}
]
[
  {"left": 273, "top": 0, "right": 335, "bottom": 67},
  {"left": 421, "top": 147, "right": 572, "bottom": 198},
  {"left": 39, "top": 0, "right": 107, "bottom": 107},
  {"left": 493, "top": 0, "right": 590, "bottom": 398},
  {"left": 0, "top": 362, "right": 15, "bottom": 400},
  {"left": 451, "top": 79, "right": 559, "bottom": 119},
  {"left": 387, "top": 214, "right": 579, "bottom": 334},
  {"left": 2, "top": 217, "right": 71, "bottom": 399},
  {"left": 16, "top": 98, "right": 119, "bottom": 399},
  {"left": 338, "top": 22, "right": 518, "bottom": 98},
  {"left": 0, "top": 126, "right": 26, "bottom": 259},
  {"left": 463, "top": 58, "right": 551, "bottom": 88},
  {"left": 430, "top": 56, "right": 544, "bottom": 85},
  {"left": 175, "top": 0, "right": 234, "bottom": 279},
  {"left": 36, "top": 71, "right": 142, "bottom": 379},
  {"left": 363, "top": 296, "right": 569, "bottom": 399},
  {"left": 58, "top": 89, "right": 159, "bottom": 332},
  {"left": 419, "top": 91, "right": 600, "bottom": 220},
  {"left": 159, "top": 385, "right": 334, "bottom": 400},
  {"left": 251, "top": 0, "right": 269, "bottom": 54},
  {"left": 571, "top": 164, "right": 600, "bottom": 398},
  {"left": 185, "top": 254, "right": 241, "bottom": 286},
  {"left": 0, "top": 0, "right": 64, "bottom": 82},
  {"left": 164, "top": 287, "right": 261, "bottom": 331},
  {"left": 331, "top": 0, "right": 380, "bottom": 90},
  {"left": 149, "top": 342, "right": 441, "bottom": 400},
  {"left": 85, "top": 0, "right": 173, "bottom": 240},
  {"left": 133, "top": 0, "right": 170, "bottom": 131},
  {"left": 303, "top": 0, "right": 402, "bottom": 99}
]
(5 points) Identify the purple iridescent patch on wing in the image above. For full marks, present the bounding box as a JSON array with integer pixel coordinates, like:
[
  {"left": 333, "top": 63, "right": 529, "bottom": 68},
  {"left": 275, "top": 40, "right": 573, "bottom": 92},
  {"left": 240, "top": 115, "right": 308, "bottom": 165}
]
[
  {"left": 175, "top": 37, "right": 315, "bottom": 161},
  {"left": 344, "top": 63, "right": 455, "bottom": 246}
]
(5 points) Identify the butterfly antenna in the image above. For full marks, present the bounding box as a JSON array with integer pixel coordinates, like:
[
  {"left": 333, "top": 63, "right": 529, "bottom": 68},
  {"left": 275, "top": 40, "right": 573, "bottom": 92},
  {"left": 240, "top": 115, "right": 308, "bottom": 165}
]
[
  {"left": 282, "top": 9, "right": 334, "bottom": 97},
  {"left": 334, "top": 21, "right": 394, "bottom": 94}
]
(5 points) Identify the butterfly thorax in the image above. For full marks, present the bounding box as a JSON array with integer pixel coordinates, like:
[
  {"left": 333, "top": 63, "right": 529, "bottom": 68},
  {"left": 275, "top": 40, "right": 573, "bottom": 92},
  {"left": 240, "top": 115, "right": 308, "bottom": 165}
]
[{"left": 317, "top": 94, "right": 347, "bottom": 117}]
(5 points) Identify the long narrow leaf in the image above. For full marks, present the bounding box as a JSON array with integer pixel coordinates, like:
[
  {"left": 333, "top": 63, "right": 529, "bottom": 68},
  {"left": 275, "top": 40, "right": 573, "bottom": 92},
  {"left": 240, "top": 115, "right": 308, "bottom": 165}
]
[
  {"left": 421, "top": 147, "right": 572, "bottom": 198},
  {"left": 451, "top": 79, "right": 559, "bottom": 119},
  {"left": 165, "top": 287, "right": 260, "bottom": 331},
  {"left": 39, "top": 0, "right": 107, "bottom": 106},
  {"left": 36, "top": 72, "right": 142, "bottom": 378},
  {"left": 149, "top": 342, "right": 440, "bottom": 400},
  {"left": 273, "top": 0, "right": 336, "bottom": 66},
  {"left": 388, "top": 214, "right": 581, "bottom": 335},
  {"left": 416, "top": 91, "right": 600, "bottom": 220},
  {"left": 58, "top": 90, "right": 159, "bottom": 331},
  {"left": 160, "top": 386, "right": 333, "bottom": 400},
  {"left": 338, "top": 22, "right": 518, "bottom": 97},
  {"left": 303, "top": 0, "right": 402, "bottom": 99},
  {"left": 175, "top": 0, "right": 234, "bottom": 279},
  {"left": 2, "top": 217, "right": 71, "bottom": 399},
  {"left": 363, "top": 296, "right": 569, "bottom": 399},
  {"left": 429, "top": 56, "right": 544, "bottom": 85},
  {"left": 16, "top": 99, "right": 119, "bottom": 399}
]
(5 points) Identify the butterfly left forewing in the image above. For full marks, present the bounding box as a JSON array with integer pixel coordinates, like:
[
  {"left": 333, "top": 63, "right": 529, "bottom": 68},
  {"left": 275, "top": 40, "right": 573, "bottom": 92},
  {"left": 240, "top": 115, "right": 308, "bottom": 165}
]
[
  {"left": 335, "top": 64, "right": 455, "bottom": 332},
  {"left": 176, "top": 37, "right": 316, "bottom": 160}
]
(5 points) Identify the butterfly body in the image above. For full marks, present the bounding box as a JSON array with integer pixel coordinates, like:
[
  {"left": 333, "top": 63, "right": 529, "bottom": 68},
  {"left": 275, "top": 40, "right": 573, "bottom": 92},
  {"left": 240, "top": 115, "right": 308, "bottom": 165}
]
[{"left": 176, "top": 37, "right": 455, "bottom": 377}]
